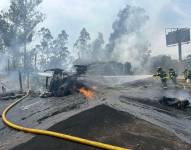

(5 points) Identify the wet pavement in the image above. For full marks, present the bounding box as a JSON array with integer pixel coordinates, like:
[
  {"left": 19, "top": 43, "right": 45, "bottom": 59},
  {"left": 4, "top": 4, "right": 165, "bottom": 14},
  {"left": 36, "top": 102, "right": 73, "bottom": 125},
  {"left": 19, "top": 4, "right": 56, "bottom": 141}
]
[{"left": 104, "top": 78, "right": 191, "bottom": 144}]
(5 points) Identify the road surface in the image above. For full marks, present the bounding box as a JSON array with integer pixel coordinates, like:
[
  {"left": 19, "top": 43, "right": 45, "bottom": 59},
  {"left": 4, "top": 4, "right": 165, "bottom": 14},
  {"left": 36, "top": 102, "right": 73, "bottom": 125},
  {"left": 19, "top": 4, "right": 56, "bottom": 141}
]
[{"left": 0, "top": 75, "right": 191, "bottom": 149}]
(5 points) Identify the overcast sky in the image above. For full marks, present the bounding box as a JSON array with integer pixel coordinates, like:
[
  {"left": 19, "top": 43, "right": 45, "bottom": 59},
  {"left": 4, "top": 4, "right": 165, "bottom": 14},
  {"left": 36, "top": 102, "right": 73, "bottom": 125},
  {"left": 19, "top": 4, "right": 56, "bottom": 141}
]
[{"left": 0, "top": 0, "right": 191, "bottom": 59}]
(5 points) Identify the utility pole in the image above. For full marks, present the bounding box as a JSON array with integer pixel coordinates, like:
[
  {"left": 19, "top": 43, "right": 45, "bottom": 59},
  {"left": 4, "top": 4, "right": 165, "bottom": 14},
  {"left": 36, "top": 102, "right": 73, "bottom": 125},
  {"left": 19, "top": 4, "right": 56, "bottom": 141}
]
[
  {"left": 19, "top": 71, "right": 23, "bottom": 92},
  {"left": 35, "top": 53, "right": 37, "bottom": 70},
  {"left": 178, "top": 41, "right": 182, "bottom": 62},
  {"left": 7, "top": 59, "right": 10, "bottom": 71},
  {"left": 177, "top": 28, "right": 182, "bottom": 62}
]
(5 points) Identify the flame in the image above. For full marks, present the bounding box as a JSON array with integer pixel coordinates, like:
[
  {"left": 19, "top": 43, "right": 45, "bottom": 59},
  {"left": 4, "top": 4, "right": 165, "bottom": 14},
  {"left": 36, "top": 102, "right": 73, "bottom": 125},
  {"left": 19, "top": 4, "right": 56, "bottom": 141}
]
[{"left": 79, "top": 87, "right": 94, "bottom": 99}]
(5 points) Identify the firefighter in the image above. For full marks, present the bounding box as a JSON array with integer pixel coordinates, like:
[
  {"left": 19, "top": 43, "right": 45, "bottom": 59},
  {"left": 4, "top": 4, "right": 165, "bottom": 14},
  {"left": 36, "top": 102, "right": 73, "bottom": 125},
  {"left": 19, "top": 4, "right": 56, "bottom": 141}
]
[
  {"left": 153, "top": 67, "right": 168, "bottom": 88},
  {"left": 168, "top": 68, "right": 177, "bottom": 85},
  {"left": 183, "top": 69, "right": 188, "bottom": 81},
  {"left": 2, "top": 86, "right": 6, "bottom": 94},
  {"left": 187, "top": 70, "right": 191, "bottom": 83}
]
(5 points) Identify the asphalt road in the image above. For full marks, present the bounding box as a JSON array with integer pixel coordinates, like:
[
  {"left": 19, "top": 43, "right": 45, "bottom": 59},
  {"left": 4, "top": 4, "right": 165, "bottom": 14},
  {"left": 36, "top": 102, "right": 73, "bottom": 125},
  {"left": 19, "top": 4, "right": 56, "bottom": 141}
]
[{"left": 0, "top": 75, "right": 191, "bottom": 149}]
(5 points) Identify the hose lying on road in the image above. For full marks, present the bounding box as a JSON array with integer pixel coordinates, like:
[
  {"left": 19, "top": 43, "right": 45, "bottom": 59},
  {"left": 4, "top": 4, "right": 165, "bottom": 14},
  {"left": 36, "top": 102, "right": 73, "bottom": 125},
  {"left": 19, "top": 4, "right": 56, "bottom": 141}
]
[{"left": 2, "top": 92, "right": 129, "bottom": 150}]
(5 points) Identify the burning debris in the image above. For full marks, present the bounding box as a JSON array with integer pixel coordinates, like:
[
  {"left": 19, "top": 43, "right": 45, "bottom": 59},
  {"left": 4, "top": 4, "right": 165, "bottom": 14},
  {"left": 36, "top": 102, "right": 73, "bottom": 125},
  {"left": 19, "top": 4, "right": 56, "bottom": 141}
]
[
  {"left": 79, "top": 87, "right": 94, "bottom": 99},
  {"left": 159, "top": 96, "right": 190, "bottom": 109},
  {"left": 40, "top": 67, "right": 94, "bottom": 98}
]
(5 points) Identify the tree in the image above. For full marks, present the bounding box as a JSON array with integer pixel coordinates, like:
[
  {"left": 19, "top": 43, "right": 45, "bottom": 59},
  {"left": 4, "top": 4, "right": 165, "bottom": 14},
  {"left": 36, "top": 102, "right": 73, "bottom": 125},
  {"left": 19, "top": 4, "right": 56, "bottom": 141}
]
[
  {"left": 52, "top": 30, "right": 69, "bottom": 59},
  {"left": 48, "top": 30, "right": 69, "bottom": 68},
  {"left": 0, "top": 13, "right": 10, "bottom": 47},
  {"left": 74, "top": 28, "right": 91, "bottom": 60},
  {"left": 32, "top": 28, "right": 71, "bottom": 70},
  {"left": 30, "top": 44, "right": 40, "bottom": 70},
  {"left": 91, "top": 32, "right": 105, "bottom": 61},
  {"left": 0, "top": 14, "right": 8, "bottom": 54},
  {"left": 3, "top": 0, "right": 44, "bottom": 69},
  {"left": 36, "top": 27, "right": 53, "bottom": 70},
  {"left": 0, "top": 39, "right": 6, "bottom": 53}
]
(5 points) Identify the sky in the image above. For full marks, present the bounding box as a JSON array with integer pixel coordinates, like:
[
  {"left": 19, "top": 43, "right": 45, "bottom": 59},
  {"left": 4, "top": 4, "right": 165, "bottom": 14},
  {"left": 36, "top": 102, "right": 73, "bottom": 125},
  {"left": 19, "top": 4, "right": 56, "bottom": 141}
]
[{"left": 0, "top": 0, "right": 191, "bottom": 60}]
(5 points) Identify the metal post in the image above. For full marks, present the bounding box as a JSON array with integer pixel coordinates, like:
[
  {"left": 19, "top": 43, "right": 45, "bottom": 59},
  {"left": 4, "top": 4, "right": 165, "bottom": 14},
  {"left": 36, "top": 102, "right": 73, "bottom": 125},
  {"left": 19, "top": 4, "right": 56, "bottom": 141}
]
[
  {"left": 46, "top": 77, "right": 49, "bottom": 90},
  {"left": 7, "top": 59, "right": 10, "bottom": 71},
  {"left": 27, "top": 73, "right": 30, "bottom": 89},
  {"left": 177, "top": 28, "right": 182, "bottom": 62},
  {"left": 19, "top": 71, "right": 23, "bottom": 92},
  {"left": 178, "top": 41, "right": 182, "bottom": 62},
  {"left": 35, "top": 53, "right": 37, "bottom": 70}
]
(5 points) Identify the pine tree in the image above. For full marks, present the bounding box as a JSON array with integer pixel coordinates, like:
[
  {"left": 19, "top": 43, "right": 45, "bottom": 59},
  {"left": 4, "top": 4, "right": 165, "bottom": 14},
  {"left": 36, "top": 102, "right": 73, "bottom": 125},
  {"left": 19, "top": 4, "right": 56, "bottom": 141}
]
[
  {"left": 74, "top": 28, "right": 91, "bottom": 60},
  {"left": 3, "top": 0, "right": 44, "bottom": 69},
  {"left": 91, "top": 32, "right": 104, "bottom": 61},
  {"left": 48, "top": 30, "right": 69, "bottom": 68},
  {"left": 37, "top": 27, "right": 53, "bottom": 69}
]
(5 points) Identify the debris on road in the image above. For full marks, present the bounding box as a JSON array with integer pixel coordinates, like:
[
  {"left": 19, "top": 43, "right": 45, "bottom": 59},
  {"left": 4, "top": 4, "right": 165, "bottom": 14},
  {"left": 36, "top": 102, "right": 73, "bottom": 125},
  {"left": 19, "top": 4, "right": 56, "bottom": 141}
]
[{"left": 159, "top": 96, "right": 190, "bottom": 109}]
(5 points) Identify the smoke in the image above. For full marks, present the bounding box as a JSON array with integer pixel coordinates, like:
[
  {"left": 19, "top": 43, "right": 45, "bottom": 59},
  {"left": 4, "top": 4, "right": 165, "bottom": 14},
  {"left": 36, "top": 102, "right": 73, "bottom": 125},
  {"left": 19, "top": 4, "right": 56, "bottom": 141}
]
[
  {"left": 72, "top": 4, "right": 151, "bottom": 74},
  {"left": 105, "top": 5, "right": 150, "bottom": 69},
  {"left": 91, "top": 32, "right": 105, "bottom": 62},
  {"left": 0, "top": 53, "right": 8, "bottom": 72}
]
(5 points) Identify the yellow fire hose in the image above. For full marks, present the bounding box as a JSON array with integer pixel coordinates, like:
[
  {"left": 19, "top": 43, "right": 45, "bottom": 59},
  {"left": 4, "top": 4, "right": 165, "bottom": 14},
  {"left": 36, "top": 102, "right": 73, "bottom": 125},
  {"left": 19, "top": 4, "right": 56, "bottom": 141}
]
[{"left": 2, "top": 93, "right": 129, "bottom": 150}]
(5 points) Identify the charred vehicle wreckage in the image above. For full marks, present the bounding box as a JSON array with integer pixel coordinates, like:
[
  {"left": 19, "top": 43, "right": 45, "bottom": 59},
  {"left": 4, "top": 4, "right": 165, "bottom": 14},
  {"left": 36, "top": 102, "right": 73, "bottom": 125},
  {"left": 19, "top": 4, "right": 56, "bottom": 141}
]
[
  {"left": 39, "top": 65, "right": 190, "bottom": 110},
  {"left": 40, "top": 65, "right": 93, "bottom": 98}
]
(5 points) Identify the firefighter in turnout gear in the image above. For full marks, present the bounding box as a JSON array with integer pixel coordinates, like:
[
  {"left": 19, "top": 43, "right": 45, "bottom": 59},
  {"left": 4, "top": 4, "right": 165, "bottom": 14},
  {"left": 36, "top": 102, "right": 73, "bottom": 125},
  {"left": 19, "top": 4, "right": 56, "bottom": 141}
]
[
  {"left": 168, "top": 68, "right": 177, "bottom": 85},
  {"left": 183, "top": 69, "right": 191, "bottom": 83},
  {"left": 187, "top": 70, "right": 191, "bottom": 83},
  {"left": 183, "top": 69, "right": 188, "bottom": 81},
  {"left": 153, "top": 67, "right": 168, "bottom": 88}
]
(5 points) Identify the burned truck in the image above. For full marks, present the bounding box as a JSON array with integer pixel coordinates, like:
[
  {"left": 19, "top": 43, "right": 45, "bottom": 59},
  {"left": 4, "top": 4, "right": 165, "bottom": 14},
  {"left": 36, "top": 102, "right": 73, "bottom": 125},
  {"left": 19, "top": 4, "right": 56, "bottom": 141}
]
[{"left": 41, "top": 66, "right": 91, "bottom": 98}]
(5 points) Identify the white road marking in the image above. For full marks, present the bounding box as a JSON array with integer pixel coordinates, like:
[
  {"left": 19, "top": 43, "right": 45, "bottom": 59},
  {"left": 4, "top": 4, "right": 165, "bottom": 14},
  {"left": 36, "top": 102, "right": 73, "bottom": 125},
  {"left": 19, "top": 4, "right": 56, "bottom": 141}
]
[{"left": 21, "top": 100, "right": 42, "bottom": 110}]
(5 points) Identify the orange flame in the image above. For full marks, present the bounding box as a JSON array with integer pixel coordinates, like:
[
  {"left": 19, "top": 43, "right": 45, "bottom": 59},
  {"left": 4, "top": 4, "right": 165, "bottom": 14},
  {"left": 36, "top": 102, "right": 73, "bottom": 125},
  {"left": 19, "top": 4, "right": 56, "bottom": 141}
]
[{"left": 79, "top": 87, "right": 94, "bottom": 99}]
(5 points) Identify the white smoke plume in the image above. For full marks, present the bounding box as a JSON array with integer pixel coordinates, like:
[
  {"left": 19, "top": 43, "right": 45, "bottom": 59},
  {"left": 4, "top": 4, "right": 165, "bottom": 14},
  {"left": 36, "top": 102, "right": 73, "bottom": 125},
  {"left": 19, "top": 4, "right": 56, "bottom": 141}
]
[
  {"left": 105, "top": 5, "right": 150, "bottom": 69},
  {"left": 0, "top": 53, "right": 8, "bottom": 72}
]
